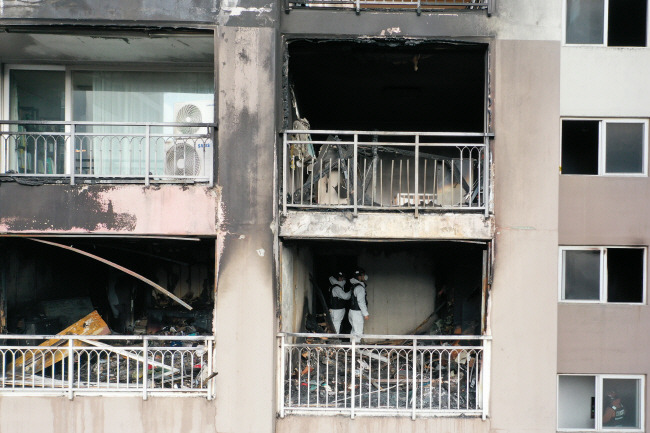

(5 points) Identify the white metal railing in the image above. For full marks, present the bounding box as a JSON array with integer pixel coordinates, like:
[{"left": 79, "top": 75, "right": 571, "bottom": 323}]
[
  {"left": 285, "top": 0, "right": 494, "bottom": 14},
  {"left": 282, "top": 130, "right": 492, "bottom": 217},
  {"left": 0, "top": 121, "right": 216, "bottom": 186},
  {"left": 0, "top": 335, "right": 215, "bottom": 399},
  {"left": 278, "top": 333, "right": 491, "bottom": 419}
]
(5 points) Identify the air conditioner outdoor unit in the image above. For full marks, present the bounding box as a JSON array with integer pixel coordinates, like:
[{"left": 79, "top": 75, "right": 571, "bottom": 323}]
[{"left": 165, "top": 101, "right": 214, "bottom": 178}]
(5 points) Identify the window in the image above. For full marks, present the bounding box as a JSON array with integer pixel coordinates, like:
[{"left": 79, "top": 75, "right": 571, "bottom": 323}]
[
  {"left": 3, "top": 66, "right": 213, "bottom": 176},
  {"left": 561, "top": 119, "right": 648, "bottom": 175},
  {"left": 560, "top": 247, "right": 646, "bottom": 303},
  {"left": 566, "top": 0, "right": 648, "bottom": 46},
  {"left": 558, "top": 375, "right": 644, "bottom": 431}
]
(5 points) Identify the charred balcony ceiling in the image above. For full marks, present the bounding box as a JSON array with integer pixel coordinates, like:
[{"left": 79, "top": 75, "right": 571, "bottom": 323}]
[
  {"left": 287, "top": 40, "right": 487, "bottom": 132},
  {"left": 0, "top": 28, "right": 214, "bottom": 65}
]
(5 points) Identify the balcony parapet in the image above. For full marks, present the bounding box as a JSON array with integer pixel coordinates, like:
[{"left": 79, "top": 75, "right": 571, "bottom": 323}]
[
  {"left": 277, "top": 332, "right": 491, "bottom": 419},
  {"left": 1, "top": 121, "right": 216, "bottom": 186},
  {"left": 0, "top": 334, "right": 215, "bottom": 399},
  {"left": 284, "top": 0, "right": 493, "bottom": 14},
  {"left": 282, "top": 129, "right": 492, "bottom": 219}
]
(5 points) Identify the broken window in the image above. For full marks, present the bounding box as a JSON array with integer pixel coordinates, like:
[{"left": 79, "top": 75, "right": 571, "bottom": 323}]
[
  {"left": 283, "top": 40, "right": 490, "bottom": 211},
  {"left": 0, "top": 237, "right": 215, "bottom": 335},
  {"left": 560, "top": 247, "right": 645, "bottom": 303},
  {"left": 280, "top": 240, "right": 489, "bottom": 336},
  {"left": 566, "top": 0, "right": 647, "bottom": 46},
  {"left": 558, "top": 375, "right": 643, "bottom": 431},
  {"left": 561, "top": 119, "right": 647, "bottom": 175}
]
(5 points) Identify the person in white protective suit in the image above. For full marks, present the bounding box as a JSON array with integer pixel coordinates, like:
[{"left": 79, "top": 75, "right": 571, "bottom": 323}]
[
  {"left": 347, "top": 268, "right": 369, "bottom": 342},
  {"left": 328, "top": 271, "right": 351, "bottom": 334}
]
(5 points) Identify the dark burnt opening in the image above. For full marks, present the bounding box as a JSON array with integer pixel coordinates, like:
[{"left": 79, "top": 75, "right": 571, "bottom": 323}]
[
  {"left": 0, "top": 237, "right": 214, "bottom": 336},
  {"left": 287, "top": 40, "right": 487, "bottom": 132}
]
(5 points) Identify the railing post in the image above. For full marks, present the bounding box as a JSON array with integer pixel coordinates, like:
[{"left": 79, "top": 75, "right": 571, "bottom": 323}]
[
  {"left": 279, "top": 334, "right": 286, "bottom": 418},
  {"left": 70, "top": 124, "right": 76, "bottom": 186},
  {"left": 351, "top": 338, "right": 356, "bottom": 419},
  {"left": 482, "top": 338, "right": 491, "bottom": 420},
  {"left": 283, "top": 133, "right": 288, "bottom": 215},
  {"left": 143, "top": 337, "right": 149, "bottom": 400},
  {"left": 411, "top": 337, "right": 417, "bottom": 420},
  {"left": 353, "top": 134, "right": 358, "bottom": 217},
  {"left": 487, "top": 0, "right": 494, "bottom": 16},
  {"left": 416, "top": 0, "right": 421, "bottom": 15},
  {"left": 207, "top": 338, "right": 214, "bottom": 400},
  {"left": 67, "top": 338, "right": 74, "bottom": 400},
  {"left": 483, "top": 135, "right": 489, "bottom": 218},
  {"left": 414, "top": 135, "right": 419, "bottom": 218},
  {"left": 145, "top": 124, "right": 151, "bottom": 187},
  {"left": 209, "top": 127, "right": 215, "bottom": 188}
]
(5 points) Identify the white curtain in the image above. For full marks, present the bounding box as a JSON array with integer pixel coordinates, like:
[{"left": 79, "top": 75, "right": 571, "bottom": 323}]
[{"left": 76, "top": 71, "right": 212, "bottom": 176}]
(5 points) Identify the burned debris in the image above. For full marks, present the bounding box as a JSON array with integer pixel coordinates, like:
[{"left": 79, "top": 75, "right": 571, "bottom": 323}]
[{"left": 0, "top": 236, "right": 215, "bottom": 392}]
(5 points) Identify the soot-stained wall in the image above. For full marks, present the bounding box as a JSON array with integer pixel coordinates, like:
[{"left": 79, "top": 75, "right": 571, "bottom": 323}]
[{"left": 0, "top": 184, "right": 218, "bottom": 235}]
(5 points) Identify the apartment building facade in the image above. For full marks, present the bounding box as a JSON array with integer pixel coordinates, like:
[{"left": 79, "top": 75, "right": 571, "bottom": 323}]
[{"left": 0, "top": 0, "right": 645, "bottom": 432}]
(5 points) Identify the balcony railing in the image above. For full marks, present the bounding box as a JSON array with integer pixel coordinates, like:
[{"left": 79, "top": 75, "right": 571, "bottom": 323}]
[
  {"left": 285, "top": 0, "right": 493, "bottom": 14},
  {"left": 278, "top": 333, "right": 491, "bottom": 419},
  {"left": 282, "top": 130, "right": 491, "bottom": 217},
  {"left": 0, "top": 335, "right": 215, "bottom": 399},
  {"left": 1, "top": 121, "right": 216, "bottom": 186}
]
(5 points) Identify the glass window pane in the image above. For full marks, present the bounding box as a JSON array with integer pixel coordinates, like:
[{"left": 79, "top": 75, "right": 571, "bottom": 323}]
[
  {"left": 602, "top": 378, "right": 642, "bottom": 429},
  {"left": 558, "top": 375, "right": 596, "bottom": 429},
  {"left": 8, "top": 70, "right": 66, "bottom": 175},
  {"left": 566, "top": 0, "right": 605, "bottom": 44},
  {"left": 607, "top": 248, "right": 644, "bottom": 303},
  {"left": 563, "top": 250, "right": 601, "bottom": 300},
  {"left": 562, "top": 120, "right": 600, "bottom": 174},
  {"left": 72, "top": 71, "right": 214, "bottom": 177},
  {"left": 605, "top": 123, "right": 644, "bottom": 174},
  {"left": 608, "top": 0, "right": 647, "bottom": 47}
]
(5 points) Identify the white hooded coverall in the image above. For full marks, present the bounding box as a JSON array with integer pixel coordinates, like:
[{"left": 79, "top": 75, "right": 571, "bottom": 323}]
[
  {"left": 329, "top": 276, "right": 351, "bottom": 334},
  {"left": 348, "top": 278, "right": 368, "bottom": 342}
]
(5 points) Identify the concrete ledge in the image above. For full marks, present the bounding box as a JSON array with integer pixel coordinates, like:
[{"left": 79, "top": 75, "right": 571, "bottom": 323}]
[{"left": 279, "top": 210, "right": 494, "bottom": 240}]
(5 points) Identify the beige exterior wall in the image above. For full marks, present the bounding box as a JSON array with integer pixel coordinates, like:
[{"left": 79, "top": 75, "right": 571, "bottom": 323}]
[
  {"left": 490, "top": 38, "right": 560, "bottom": 433},
  {"left": 0, "top": 398, "right": 217, "bottom": 432}
]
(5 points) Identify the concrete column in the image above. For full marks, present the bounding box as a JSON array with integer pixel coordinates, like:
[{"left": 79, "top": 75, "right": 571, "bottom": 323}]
[{"left": 215, "top": 25, "right": 277, "bottom": 433}]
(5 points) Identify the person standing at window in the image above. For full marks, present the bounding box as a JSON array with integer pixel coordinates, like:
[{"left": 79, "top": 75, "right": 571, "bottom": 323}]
[{"left": 603, "top": 388, "right": 626, "bottom": 427}]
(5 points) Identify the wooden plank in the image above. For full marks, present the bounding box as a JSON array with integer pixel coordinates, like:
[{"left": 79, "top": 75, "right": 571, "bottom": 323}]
[
  {"left": 78, "top": 338, "right": 178, "bottom": 372},
  {"left": 9, "top": 310, "right": 110, "bottom": 374}
]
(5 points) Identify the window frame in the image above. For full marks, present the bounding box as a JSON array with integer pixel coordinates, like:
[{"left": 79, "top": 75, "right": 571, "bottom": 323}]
[
  {"left": 557, "top": 374, "right": 645, "bottom": 432},
  {"left": 563, "top": 0, "right": 650, "bottom": 47},
  {"left": 561, "top": 118, "right": 649, "bottom": 177},
  {"left": 559, "top": 246, "right": 647, "bottom": 304}
]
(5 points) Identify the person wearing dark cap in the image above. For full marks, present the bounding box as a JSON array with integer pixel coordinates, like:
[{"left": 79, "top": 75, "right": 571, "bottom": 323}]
[
  {"left": 348, "top": 268, "right": 369, "bottom": 342},
  {"left": 328, "top": 271, "right": 351, "bottom": 334},
  {"left": 603, "top": 388, "right": 626, "bottom": 427}
]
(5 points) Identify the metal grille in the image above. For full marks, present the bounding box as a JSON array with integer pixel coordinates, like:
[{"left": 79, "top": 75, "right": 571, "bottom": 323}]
[
  {"left": 286, "top": 0, "right": 493, "bottom": 13},
  {"left": 282, "top": 130, "right": 492, "bottom": 217},
  {"left": 0, "top": 121, "right": 215, "bottom": 186},
  {"left": 278, "top": 333, "right": 491, "bottom": 419},
  {"left": 0, "top": 335, "right": 215, "bottom": 399}
]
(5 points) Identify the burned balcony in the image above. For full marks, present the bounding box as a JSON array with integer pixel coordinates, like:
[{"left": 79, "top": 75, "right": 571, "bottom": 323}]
[
  {"left": 284, "top": 0, "right": 494, "bottom": 14},
  {"left": 0, "top": 236, "right": 216, "bottom": 398},
  {"left": 282, "top": 40, "right": 492, "bottom": 219},
  {"left": 278, "top": 240, "right": 492, "bottom": 417},
  {"left": 283, "top": 130, "right": 488, "bottom": 215}
]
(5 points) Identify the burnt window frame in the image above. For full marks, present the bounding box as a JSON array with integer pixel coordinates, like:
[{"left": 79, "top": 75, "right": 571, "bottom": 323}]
[
  {"left": 557, "top": 374, "right": 645, "bottom": 432},
  {"left": 559, "top": 246, "right": 647, "bottom": 304},
  {"left": 564, "top": 0, "right": 649, "bottom": 47},
  {"left": 561, "top": 118, "right": 648, "bottom": 176}
]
